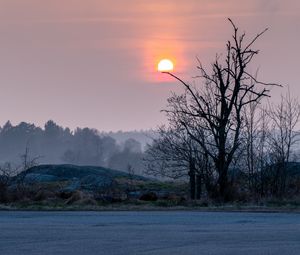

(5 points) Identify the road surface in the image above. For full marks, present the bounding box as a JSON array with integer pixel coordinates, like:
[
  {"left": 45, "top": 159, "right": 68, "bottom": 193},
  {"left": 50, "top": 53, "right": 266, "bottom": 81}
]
[{"left": 0, "top": 211, "right": 299, "bottom": 255}]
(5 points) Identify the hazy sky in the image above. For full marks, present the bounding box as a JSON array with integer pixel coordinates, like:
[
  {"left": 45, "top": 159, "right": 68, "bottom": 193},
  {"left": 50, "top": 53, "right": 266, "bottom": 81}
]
[{"left": 0, "top": 0, "right": 299, "bottom": 131}]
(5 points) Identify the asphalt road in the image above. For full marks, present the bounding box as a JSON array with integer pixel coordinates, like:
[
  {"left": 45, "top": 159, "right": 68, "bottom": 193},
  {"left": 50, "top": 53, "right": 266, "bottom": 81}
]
[{"left": 0, "top": 211, "right": 299, "bottom": 255}]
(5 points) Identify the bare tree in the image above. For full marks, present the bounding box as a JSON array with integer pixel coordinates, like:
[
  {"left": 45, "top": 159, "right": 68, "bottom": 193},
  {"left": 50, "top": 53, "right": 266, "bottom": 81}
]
[
  {"left": 145, "top": 126, "right": 193, "bottom": 179},
  {"left": 14, "top": 145, "right": 42, "bottom": 198},
  {"left": 20, "top": 145, "right": 41, "bottom": 172},
  {"left": 244, "top": 98, "right": 257, "bottom": 192},
  {"left": 144, "top": 125, "right": 211, "bottom": 200},
  {"left": 267, "top": 89, "right": 300, "bottom": 196},
  {"left": 0, "top": 163, "right": 16, "bottom": 203},
  {"left": 240, "top": 92, "right": 268, "bottom": 196},
  {"left": 163, "top": 19, "right": 280, "bottom": 201},
  {"left": 126, "top": 164, "right": 136, "bottom": 192},
  {"left": 256, "top": 107, "right": 271, "bottom": 197}
]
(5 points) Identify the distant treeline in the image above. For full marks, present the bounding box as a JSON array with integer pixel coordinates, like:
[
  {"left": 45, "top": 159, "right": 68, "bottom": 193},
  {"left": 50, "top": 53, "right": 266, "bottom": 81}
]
[{"left": 0, "top": 120, "right": 150, "bottom": 174}]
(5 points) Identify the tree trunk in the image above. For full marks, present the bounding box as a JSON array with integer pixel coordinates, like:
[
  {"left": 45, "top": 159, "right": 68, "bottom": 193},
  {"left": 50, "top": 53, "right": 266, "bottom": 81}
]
[
  {"left": 196, "top": 174, "right": 202, "bottom": 200},
  {"left": 218, "top": 171, "right": 229, "bottom": 200},
  {"left": 189, "top": 158, "right": 196, "bottom": 200},
  {"left": 215, "top": 138, "right": 230, "bottom": 201},
  {"left": 216, "top": 158, "right": 229, "bottom": 201}
]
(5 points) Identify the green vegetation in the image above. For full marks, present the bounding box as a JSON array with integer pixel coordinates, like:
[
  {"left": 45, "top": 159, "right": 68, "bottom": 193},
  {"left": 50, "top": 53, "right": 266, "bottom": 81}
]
[{"left": 1, "top": 164, "right": 300, "bottom": 212}]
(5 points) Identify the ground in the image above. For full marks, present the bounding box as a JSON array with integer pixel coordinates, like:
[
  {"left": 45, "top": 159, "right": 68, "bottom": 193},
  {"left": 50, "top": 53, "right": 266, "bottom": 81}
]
[{"left": 0, "top": 211, "right": 299, "bottom": 255}]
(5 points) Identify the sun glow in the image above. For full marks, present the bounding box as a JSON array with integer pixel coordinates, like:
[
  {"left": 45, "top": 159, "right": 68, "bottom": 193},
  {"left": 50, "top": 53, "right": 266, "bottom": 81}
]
[{"left": 157, "top": 59, "right": 174, "bottom": 72}]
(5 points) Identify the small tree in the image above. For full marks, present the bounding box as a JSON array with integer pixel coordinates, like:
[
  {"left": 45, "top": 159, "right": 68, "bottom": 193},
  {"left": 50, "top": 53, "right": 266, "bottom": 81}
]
[
  {"left": 145, "top": 125, "right": 211, "bottom": 200},
  {"left": 15, "top": 145, "right": 41, "bottom": 198},
  {"left": 0, "top": 163, "right": 15, "bottom": 203},
  {"left": 256, "top": 107, "right": 270, "bottom": 197},
  {"left": 267, "top": 90, "right": 300, "bottom": 196},
  {"left": 241, "top": 93, "right": 265, "bottom": 196}
]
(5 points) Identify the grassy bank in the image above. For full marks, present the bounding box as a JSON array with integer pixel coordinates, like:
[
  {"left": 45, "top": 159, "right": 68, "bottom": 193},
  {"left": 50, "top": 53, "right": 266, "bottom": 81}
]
[{"left": 1, "top": 200, "right": 300, "bottom": 213}]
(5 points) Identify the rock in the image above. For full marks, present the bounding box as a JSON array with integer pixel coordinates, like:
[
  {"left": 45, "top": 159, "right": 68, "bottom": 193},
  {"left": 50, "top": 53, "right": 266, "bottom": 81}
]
[
  {"left": 34, "top": 190, "right": 56, "bottom": 201},
  {"left": 128, "top": 191, "right": 141, "bottom": 199},
  {"left": 73, "top": 198, "right": 98, "bottom": 206},
  {"left": 57, "top": 191, "right": 73, "bottom": 199},
  {"left": 65, "top": 190, "right": 93, "bottom": 205},
  {"left": 166, "top": 194, "right": 186, "bottom": 203},
  {"left": 65, "top": 190, "right": 84, "bottom": 205},
  {"left": 139, "top": 192, "right": 158, "bottom": 201},
  {"left": 80, "top": 175, "right": 113, "bottom": 191},
  {"left": 111, "top": 192, "right": 128, "bottom": 202},
  {"left": 62, "top": 179, "right": 81, "bottom": 193}
]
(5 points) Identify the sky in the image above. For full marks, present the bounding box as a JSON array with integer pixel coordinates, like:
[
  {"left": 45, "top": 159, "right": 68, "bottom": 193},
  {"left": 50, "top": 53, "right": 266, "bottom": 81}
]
[{"left": 0, "top": 0, "right": 299, "bottom": 131}]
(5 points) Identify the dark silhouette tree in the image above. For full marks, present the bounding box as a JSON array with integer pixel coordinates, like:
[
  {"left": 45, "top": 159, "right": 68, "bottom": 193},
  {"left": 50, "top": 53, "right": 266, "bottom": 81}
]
[
  {"left": 163, "top": 19, "right": 280, "bottom": 201},
  {"left": 144, "top": 125, "right": 212, "bottom": 200}
]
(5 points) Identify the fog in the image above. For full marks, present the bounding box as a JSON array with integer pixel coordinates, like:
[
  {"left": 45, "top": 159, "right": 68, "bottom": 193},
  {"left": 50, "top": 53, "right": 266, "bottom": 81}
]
[{"left": 0, "top": 120, "right": 151, "bottom": 175}]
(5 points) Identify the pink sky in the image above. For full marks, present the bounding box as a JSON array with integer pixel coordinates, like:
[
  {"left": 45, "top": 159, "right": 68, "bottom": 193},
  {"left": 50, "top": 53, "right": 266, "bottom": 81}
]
[{"left": 0, "top": 0, "right": 299, "bottom": 131}]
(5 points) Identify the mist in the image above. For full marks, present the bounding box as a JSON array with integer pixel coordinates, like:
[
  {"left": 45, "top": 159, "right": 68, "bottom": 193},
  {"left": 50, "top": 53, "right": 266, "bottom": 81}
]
[{"left": 0, "top": 120, "right": 151, "bottom": 175}]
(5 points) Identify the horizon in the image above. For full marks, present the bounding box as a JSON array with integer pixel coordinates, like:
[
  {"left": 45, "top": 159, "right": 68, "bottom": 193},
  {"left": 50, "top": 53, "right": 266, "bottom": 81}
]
[{"left": 0, "top": 119, "right": 155, "bottom": 133}]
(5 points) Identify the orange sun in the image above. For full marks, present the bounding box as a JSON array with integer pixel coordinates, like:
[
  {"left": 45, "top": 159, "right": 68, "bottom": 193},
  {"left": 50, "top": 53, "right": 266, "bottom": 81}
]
[{"left": 157, "top": 59, "right": 174, "bottom": 72}]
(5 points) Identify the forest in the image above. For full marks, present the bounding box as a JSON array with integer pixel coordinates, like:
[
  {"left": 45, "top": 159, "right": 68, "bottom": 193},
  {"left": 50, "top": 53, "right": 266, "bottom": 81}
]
[{"left": 0, "top": 120, "right": 147, "bottom": 175}]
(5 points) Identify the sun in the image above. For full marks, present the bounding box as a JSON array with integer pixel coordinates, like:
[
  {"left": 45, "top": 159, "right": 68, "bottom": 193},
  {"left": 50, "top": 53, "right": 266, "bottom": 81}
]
[{"left": 157, "top": 59, "right": 174, "bottom": 72}]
